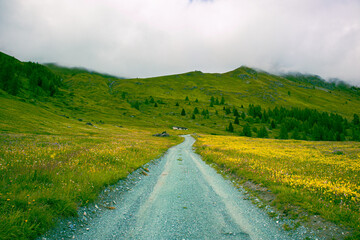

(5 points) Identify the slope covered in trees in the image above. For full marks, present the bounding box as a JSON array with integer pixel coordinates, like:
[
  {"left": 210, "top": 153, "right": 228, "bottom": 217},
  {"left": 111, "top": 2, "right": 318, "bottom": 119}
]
[{"left": 0, "top": 52, "right": 62, "bottom": 97}]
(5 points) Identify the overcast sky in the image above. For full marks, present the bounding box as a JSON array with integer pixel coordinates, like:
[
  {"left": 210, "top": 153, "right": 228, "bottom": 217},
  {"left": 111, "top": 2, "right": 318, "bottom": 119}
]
[{"left": 0, "top": 0, "right": 359, "bottom": 85}]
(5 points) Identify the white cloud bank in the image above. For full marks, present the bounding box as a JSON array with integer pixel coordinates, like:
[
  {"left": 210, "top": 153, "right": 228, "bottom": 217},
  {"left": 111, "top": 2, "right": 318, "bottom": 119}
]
[{"left": 0, "top": 0, "right": 359, "bottom": 84}]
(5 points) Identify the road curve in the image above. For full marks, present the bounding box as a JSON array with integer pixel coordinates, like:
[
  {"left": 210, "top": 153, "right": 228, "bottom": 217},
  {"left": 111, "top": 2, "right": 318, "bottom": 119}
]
[{"left": 49, "top": 135, "right": 294, "bottom": 239}]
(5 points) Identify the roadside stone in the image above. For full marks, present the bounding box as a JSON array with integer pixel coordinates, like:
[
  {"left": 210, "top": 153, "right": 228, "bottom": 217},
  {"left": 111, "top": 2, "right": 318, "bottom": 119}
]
[{"left": 153, "top": 131, "right": 170, "bottom": 137}]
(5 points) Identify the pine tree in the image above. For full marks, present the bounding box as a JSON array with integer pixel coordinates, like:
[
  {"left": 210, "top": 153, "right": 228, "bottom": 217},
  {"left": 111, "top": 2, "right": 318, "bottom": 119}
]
[
  {"left": 241, "top": 112, "right": 246, "bottom": 120},
  {"left": 312, "top": 123, "right": 323, "bottom": 141},
  {"left": 352, "top": 114, "right": 360, "bottom": 125},
  {"left": 242, "top": 123, "right": 252, "bottom": 137},
  {"left": 234, "top": 116, "right": 240, "bottom": 125},
  {"left": 270, "top": 120, "right": 276, "bottom": 129},
  {"left": 181, "top": 108, "right": 186, "bottom": 116},
  {"left": 257, "top": 126, "right": 268, "bottom": 138},
  {"left": 154, "top": 102, "right": 158, "bottom": 107},
  {"left": 220, "top": 96, "right": 225, "bottom": 105},
  {"left": 193, "top": 107, "right": 199, "bottom": 114},
  {"left": 185, "top": 96, "right": 189, "bottom": 101},
  {"left": 175, "top": 102, "right": 179, "bottom": 106},
  {"left": 252, "top": 126, "right": 258, "bottom": 133},
  {"left": 149, "top": 96, "right": 155, "bottom": 103},
  {"left": 233, "top": 108, "right": 240, "bottom": 117},
  {"left": 191, "top": 114, "right": 195, "bottom": 119},
  {"left": 279, "top": 124, "right": 288, "bottom": 139},
  {"left": 352, "top": 127, "right": 360, "bottom": 141},
  {"left": 195, "top": 98, "right": 199, "bottom": 103},
  {"left": 291, "top": 128, "right": 300, "bottom": 140},
  {"left": 131, "top": 101, "right": 140, "bottom": 110},
  {"left": 228, "top": 122, "right": 234, "bottom": 132},
  {"left": 210, "top": 96, "right": 215, "bottom": 107}
]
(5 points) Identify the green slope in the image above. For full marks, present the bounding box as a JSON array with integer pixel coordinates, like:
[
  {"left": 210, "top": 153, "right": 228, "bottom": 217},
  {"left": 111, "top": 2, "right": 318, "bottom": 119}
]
[
  {"left": 1, "top": 51, "right": 360, "bottom": 239},
  {"left": 1, "top": 51, "right": 360, "bottom": 137}
]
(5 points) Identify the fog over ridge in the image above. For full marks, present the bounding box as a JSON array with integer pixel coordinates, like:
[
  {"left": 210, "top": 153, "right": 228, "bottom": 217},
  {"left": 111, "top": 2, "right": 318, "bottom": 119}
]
[{"left": 0, "top": 0, "right": 359, "bottom": 85}]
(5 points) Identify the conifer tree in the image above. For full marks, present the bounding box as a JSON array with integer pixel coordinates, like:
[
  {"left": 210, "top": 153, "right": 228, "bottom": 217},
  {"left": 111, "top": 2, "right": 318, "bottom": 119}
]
[
  {"left": 154, "top": 102, "right": 158, "bottom": 107},
  {"left": 233, "top": 108, "right": 240, "bottom": 117},
  {"left": 234, "top": 116, "right": 240, "bottom": 125},
  {"left": 181, "top": 108, "right": 186, "bottom": 116},
  {"left": 185, "top": 96, "right": 189, "bottom": 101},
  {"left": 279, "top": 124, "right": 288, "bottom": 139},
  {"left": 220, "top": 96, "right": 225, "bottom": 105},
  {"left": 270, "top": 120, "right": 276, "bottom": 129},
  {"left": 242, "top": 123, "right": 252, "bottom": 137},
  {"left": 241, "top": 112, "right": 246, "bottom": 120},
  {"left": 353, "top": 114, "right": 359, "bottom": 125},
  {"left": 291, "top": 128, "right": 300, "bottom": 140},
  {"left": 257, "top": 126, "right": 268, "bottom": 138},
  {"left": 228, "top": 122, "right": 234, "bottom": 132},
  {"left": 193, "top": 107, "right": 199, "bottom": 114},
  {"left": 210, "top": 96, "right": 215, "bottom": 107}
]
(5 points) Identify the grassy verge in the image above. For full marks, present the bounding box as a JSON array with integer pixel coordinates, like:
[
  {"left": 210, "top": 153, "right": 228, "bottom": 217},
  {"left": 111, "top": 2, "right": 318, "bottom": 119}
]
[
  {"left": 195, "top": 134, "right": 360, "bottom": 239},
  {"left": 0, "top": 128, "right": 181, "bottom": 240}
]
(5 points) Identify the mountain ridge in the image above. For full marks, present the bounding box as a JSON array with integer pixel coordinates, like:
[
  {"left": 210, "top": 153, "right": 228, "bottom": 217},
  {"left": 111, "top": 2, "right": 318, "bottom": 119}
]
[{"left": 1, "top": 50, "right": 360, "bottom": 140}]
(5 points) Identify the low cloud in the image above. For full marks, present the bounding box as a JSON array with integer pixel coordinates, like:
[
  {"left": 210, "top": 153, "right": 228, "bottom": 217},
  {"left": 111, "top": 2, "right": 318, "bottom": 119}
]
[{"left": 0, "top": 0, "right": 359, "bottom": 85}]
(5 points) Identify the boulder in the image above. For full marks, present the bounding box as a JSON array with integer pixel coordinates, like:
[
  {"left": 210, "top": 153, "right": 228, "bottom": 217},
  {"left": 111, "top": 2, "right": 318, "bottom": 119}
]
[{"left": 153, "top": 131, "right": 170, "bottom": 137}]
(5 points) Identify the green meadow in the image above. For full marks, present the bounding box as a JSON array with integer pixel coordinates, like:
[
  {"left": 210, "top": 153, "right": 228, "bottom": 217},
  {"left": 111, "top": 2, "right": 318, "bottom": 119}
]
[{"left": 1, "top": 51, "right": 360, "bottom": 239}]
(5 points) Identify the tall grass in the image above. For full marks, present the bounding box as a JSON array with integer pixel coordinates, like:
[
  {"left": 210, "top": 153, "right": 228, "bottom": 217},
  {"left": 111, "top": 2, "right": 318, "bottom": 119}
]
[
  {"left": 0, "top": 129, "right": 180, "bottom": 240},
  {"left": 195, "top": 135, "right": 360, "bottom": 237}
]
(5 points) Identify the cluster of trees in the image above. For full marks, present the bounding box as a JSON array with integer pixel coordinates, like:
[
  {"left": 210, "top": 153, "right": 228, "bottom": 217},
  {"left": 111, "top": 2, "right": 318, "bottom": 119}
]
[
  {"left": 283, "top": 73, "right": 360, "bottom": 96},
  {"left": 24, "top": 62, "right": 62, "bottom": 96},
  {"left": 180, "top": 107, "right": 210, "bottom": 119},
  {"left": 130, "top": 96, "right": 167, "bottom": 110},
  {"left": 0, "top": 53, "right": 21, "bottom": 95},
  {"left": 226, "top": 104, "right": 360, "bottom": 141},
  {"left": 210, "top": 96, "right": 225, "bottom": 107},
  {"left": 0, "top": 53, "right": 62, "bottom": 96}
]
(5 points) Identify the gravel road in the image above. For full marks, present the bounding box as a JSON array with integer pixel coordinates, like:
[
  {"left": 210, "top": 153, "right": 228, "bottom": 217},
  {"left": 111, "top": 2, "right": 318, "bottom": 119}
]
[{"left": 43, "top": 135, "right": 306, "bottom": 240}]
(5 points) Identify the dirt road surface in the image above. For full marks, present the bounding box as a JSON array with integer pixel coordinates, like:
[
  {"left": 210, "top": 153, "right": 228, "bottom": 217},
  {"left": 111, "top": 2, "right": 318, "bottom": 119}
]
[{"left": 44, "top": 135, "right": 305, "bottom": 239}]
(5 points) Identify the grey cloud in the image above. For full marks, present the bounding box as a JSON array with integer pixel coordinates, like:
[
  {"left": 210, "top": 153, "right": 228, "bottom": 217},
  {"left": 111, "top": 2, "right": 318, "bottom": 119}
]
[{"left": 0, "top": 0, "right": 359, "bottom": 85}]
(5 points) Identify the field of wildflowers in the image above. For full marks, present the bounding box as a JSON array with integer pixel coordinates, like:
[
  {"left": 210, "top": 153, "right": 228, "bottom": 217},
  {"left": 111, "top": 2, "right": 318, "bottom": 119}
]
[
  {"left": 0, "top": 128, "right": 180, "bottom": 239},
  {"left": 195, "top": 135, "right": 360, "bottom": 237}
]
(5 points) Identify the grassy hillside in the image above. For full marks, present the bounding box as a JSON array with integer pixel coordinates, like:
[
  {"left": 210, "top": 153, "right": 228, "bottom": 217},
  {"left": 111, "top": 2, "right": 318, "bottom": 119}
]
[
  {"left": 2, "top": 51, "right": 360, "bottom": 137},
  {"left": 1, "top": 51, "right": 360, "bottom": 239}
]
